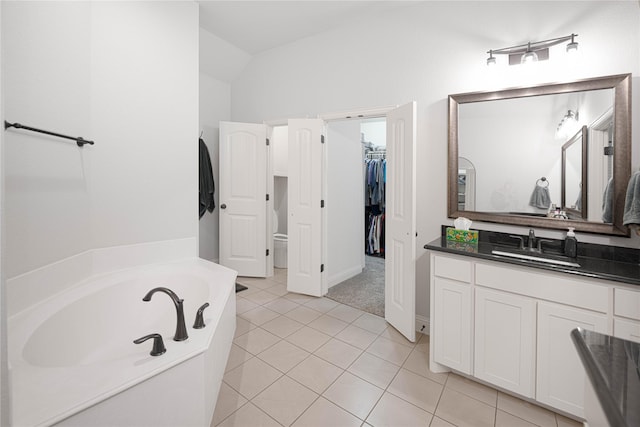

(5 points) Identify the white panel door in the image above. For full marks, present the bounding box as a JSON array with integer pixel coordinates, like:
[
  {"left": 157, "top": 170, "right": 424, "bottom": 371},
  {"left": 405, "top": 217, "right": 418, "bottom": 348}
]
[
  {"left": 287, "top": 119, "right": 324, "bottom": 296},
  {"left": 475, "top": 287, "right": 536, "bottom": 398},
  {"left": 537, "top": 301, "right": 608, "bottom": 418},
  {"left": 219, "top": 121, "right": 268, "bottom": 277},
  {"left": 385, "top": 102, "right": 417, "bottom": 342}
]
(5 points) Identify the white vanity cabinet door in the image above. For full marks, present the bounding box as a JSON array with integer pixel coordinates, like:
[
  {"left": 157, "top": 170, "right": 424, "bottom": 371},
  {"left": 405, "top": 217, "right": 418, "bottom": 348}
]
[
  {"left": 433, "top": 276, "right": 472, "bottom": 374},
  {"left": 537, "top": 301, "right": 608, "bottom": 418},
  {"left": 474, "top": 287, "right": 536, "bottom": 398}
]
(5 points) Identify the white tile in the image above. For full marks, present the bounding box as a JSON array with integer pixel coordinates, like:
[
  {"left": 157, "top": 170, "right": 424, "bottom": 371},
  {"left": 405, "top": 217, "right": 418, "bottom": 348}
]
[
  {"left": 234, "top": 316, "right": 257, "bottom": 338},
  {"left": 326, "top": 303, "right": 365, "bottom": 323},
  {"left": 284, "top": 306, "right": 323, "bottom": 324},
  {"left": 347, "top": 352, "right": 400, "bottom": 389},
  {"left": 223, "top": 357, "right": 282, "bottom": 400},
  {"left": 265, "top": 284, "right": 289, "bottom": 297},
  {"left": 323, "top": 372, "right": 384, "bottom": 420},
  {"left": 402, "top": 348, "right": 448, "bottom": 385},
  {"left": 366, "top": 336, "right": 413, "bottom": 366},
  {"left": 225, "top": 343, "right": 254, "bottom": 373},
  {"left": 284, "top": 292, "right": 316, "bottom": 304},
  {"left": 367, "top": 392, "right": 432, "bottom": 427},
  {"left": 303, "top": 297, "right": 340, "bottom": 313},
  {"left": 233, "top": 327, "right": 281, "bottom": 355},
  {"left": 236, "top": 298, "right": 259, "bottom": 314},
  {"left": 244, "top": 290, "right": 281, "bottom": 305},
  {"left": 352, "top": 313, "right": 388, "bottom": 334},
  {"left": 445, "top": 373, "right": 497, "bottom": 407},
  {"left": 429, "top": 417, "right": 456, "bottom": 427},
  {"left": 387, "top": 369, "right": 443, "bottom": 414},
  {"left": 216, "top": 402, "right": 281, "bottom": 427},
  {"left": 257, "top": 340, "right": 310, "bottom": 373},
  {"left": 239, "top": 306, "right": 280, "bottom": 326},
  {"left": 435, "top": 388, "right": 495, "bottom": 427},
  {"left": 379, "top": 325, "right": 416, "bottom": 347},
  {"left": 557, "top": 414, "right": 584, "bottom": 427},
  {"left": 495, "top": 409, "right": 539, "bottom": 427},
  {"left": 292, "top": 397, "right": 361, "bottom": 427},
  {"left": 261, "top": 315, "right": 304, "bottom": 338},
  {"left": 335, "top": 324, "right": 378, "bottom": 350},
  {"left": 253, "top": 376, "right": 318, "bottom": 426},
  {"left": 288, "top": 354, "right": 344, "bottom": 394},
  {"left": 212, "top": 382, "right": 248, "bottom": 426},
  {"left": 307, "top": 315, "right": 349, "bottom": 336},
  {"left": 264, "top": 297, "right": 300, "bottom": 314},
  {"left": 285, "top": 326, "right": 332, "bottom": 353},
  {"left": 497, "top": 392, "right": 557, "bottom": 427},
  {"left": 315, "top": 338, "right": 363, "bottom": 369}
]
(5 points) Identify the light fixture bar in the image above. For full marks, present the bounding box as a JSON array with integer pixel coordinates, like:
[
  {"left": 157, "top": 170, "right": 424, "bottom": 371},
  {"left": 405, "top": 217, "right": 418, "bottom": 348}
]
[{"left": 486, "top": 33, "right": 578, "bottom": 66}]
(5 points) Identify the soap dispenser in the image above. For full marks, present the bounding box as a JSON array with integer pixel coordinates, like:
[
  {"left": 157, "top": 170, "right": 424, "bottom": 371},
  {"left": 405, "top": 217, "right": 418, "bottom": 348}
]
[{"left": 564, "top": 227, "right": 578, "bottom": 258}]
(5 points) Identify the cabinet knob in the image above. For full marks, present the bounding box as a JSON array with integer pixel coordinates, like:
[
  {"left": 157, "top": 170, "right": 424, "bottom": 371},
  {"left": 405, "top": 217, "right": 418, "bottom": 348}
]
[{"left": 220, "top": 204, "right": 227, "bottom": 209}]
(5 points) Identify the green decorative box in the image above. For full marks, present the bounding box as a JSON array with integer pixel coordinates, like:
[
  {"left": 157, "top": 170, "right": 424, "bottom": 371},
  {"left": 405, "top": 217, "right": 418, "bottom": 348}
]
[{"left": 446, "top": 227, "right": 479, "bottom": 244}]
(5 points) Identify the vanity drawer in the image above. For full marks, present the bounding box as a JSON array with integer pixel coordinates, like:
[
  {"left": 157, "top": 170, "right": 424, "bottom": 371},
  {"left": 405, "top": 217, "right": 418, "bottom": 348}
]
[
  {"left": 614, "top": 288, "right": 640, "bottom": 320},
  {"left": 433, "top": 255, "right": 471, "bottom": 283},
  {"left": 475, "top": 262, "right": 608, "bottom": 312},
  {"left": 614, "top": 318, "right": 640, "bottom": 343}
]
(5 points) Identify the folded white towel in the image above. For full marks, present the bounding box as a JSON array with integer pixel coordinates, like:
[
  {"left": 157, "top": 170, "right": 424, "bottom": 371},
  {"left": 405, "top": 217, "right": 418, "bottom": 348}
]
[{"left": 623, "top": 171, "right": 640, "bottom": 225}]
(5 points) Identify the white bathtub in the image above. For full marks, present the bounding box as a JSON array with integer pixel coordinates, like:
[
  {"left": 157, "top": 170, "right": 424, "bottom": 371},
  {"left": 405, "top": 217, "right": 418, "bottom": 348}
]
[{"left": 8, "top": 258, "right": 237, "bottom": 427}]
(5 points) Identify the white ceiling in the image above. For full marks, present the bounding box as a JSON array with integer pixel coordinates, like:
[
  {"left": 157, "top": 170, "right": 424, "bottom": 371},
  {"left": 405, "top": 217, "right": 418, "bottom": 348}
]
[{"left": 198, "top": 1, "right": 416, "bottom": 55}]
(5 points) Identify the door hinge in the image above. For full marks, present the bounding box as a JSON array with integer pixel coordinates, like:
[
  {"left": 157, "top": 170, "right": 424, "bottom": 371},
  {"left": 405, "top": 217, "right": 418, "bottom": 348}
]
[
  {"left": 321, "top": 200, "right": 325, "bottom": 208},
  {"left": 604, "top": 146, "right": 614, "bottom": 156},
  {"left": 266, "top": 249, "right": 270, "bottom": 256},
  {"left": 321, "top": 135, "right": 325, "bottom": 144},
  {"left": 266, "top": 138, "right": 270, "bottom": 146},
  {"left": 266, "top": 194, "right": 270, "bottom": 201},
  {"left": 320, "top": 264, "right": 324, "bottom": 272}
]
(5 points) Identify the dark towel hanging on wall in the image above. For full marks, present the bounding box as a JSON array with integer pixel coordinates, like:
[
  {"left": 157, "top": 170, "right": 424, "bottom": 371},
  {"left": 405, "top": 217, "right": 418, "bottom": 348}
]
[{"left": 199, "top": 137, "right": 215, "bottom": 218}]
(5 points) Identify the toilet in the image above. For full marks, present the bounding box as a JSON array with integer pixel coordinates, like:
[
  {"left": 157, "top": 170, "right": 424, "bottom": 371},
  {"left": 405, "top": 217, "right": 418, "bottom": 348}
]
[{"left": 273, "top": 210, "right": 288, "bottom": 268}]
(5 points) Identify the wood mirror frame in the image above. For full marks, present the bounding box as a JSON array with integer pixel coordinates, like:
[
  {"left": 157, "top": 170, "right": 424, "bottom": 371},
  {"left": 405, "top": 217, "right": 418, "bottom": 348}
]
[{"left": 448, "top": 73, "right": 631, "bottom": 236}]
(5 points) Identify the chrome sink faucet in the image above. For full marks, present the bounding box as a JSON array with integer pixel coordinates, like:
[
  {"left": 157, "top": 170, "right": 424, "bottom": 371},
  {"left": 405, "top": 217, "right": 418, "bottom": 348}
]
[
  {"left": 527, "top": 229, "right": 536, "bottom": 251},
  {"left": 142, "top": 287, "right": 188, "bottom": 341}
]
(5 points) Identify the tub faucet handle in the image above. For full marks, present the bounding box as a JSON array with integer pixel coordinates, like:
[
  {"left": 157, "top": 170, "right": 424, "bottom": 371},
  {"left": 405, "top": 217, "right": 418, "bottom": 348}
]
[
  {"left": 134, "top": 333, "right": 166, "bottom": 356},
  {"left": 193, "top": 302, "right": 210, "bottom": 329}
]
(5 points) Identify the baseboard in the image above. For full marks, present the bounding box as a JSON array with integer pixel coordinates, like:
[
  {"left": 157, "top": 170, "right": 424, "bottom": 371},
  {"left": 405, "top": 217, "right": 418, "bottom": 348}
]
[
  {"left": 327, "top": 265, "right": 363, "bottom": 289},
  {"left": 416, "top": 315, "right": 430, "bottom": 336}
]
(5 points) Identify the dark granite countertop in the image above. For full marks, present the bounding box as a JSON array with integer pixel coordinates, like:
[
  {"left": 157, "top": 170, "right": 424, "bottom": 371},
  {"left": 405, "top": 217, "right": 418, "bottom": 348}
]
[
  {"left": 424, "top": 226, "right": 640, "bottom": 286},
  {"left": 571, "top": 329, "right": 640, "bottom": 427}
]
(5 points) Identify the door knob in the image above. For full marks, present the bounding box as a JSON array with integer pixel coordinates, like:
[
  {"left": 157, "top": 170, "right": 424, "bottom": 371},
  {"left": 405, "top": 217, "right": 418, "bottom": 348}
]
[{"left": 220, "top": 204, "right": 227, "bottom": 209}]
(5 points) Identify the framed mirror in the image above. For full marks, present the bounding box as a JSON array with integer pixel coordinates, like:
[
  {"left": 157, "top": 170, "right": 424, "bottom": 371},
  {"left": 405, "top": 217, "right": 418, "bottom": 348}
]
[
  {"left": 448, "top": 74, "right": 631, "bottom": 236},
  {"left": 561, "top": 125, "right": 588, "bottom": 220}
]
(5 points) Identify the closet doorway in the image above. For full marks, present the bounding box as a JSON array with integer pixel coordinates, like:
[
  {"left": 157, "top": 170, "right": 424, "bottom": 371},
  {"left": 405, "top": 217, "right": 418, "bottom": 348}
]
[{"left": 325, "top": 118, "right": 387, "bottom": 317}]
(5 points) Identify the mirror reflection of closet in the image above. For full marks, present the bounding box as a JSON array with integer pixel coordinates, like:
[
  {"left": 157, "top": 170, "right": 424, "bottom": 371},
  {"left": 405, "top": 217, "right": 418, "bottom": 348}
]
[{"left": 458, "top": 157, "right": 476, "bottom": 211}]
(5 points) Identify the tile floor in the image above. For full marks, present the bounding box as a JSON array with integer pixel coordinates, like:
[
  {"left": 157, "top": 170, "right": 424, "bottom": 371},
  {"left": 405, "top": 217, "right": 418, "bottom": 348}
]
[{"left": 213, "top": 269, "right": 583, "bottom": 427}]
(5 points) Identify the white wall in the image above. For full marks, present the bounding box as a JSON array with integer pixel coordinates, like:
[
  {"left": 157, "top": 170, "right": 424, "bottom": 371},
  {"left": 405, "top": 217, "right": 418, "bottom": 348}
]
[
  {"left": 199, "top": 72, "right": 231, "bottom": 262},
  {"left": 326, "top": 120, "right": 365, "bottom": 287},
  {"left": 3, "top": 2, "right": 199, "bottom": 280},
  {"left": 0, "top": 1, "right": 8, "bottom": 422},
  {"left": 229, "top": 1, "right": 640, "bottom": 319}
]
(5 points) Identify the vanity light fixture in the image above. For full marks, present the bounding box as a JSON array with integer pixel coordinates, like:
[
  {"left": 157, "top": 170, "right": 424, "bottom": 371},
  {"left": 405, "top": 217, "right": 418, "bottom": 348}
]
[
  {"left": 557, "top": 110, "right": 579, "bottom": 138},
  {"left": 486, "top": 33, "right": 578, "bottom": 66}
]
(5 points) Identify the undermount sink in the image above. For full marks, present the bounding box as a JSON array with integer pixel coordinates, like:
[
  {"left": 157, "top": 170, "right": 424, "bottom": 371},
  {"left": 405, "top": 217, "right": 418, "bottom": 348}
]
[{"left": 491, "top": 249, "right": 581, "bottom": 268}]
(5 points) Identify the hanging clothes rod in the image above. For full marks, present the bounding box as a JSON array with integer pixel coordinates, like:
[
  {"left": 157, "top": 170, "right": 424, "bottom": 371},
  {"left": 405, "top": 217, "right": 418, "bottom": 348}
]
[{"left": 4, "top": 120, "right": 94, "bottom": 147}]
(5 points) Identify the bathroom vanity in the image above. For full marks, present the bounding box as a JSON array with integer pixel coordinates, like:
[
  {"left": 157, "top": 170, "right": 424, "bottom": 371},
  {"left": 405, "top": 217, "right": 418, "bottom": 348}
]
[{"left": 425, "top": 229, "right": 640, "bottom": 420}]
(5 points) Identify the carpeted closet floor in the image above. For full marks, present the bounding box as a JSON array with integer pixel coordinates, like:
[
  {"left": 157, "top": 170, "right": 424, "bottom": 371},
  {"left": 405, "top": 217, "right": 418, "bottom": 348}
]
[{"left": 326, "top": 256, "right": 385, "bottom": 317}]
